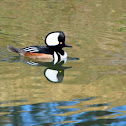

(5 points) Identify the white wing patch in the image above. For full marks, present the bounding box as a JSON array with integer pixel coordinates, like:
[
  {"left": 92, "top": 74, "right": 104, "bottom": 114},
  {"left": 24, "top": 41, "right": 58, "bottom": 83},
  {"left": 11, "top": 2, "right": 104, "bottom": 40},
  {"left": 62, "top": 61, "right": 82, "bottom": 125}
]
[{"left": 23, "top": 47, "right": 39, "bottom": 53}]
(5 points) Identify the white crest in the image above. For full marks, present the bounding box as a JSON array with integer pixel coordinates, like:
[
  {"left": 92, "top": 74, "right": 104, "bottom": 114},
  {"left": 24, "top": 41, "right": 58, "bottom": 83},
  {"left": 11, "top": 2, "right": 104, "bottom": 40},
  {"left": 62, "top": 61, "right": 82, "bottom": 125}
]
[{"left": 46, "top": 33, "right": 60, "bottom": 46}]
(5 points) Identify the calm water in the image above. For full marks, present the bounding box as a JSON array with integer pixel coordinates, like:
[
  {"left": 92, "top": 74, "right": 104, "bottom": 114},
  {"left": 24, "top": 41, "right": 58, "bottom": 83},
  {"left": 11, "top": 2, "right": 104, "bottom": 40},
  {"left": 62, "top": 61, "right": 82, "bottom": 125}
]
[{"left": 0, "top": 0, "right": 126, "bottom": 125}]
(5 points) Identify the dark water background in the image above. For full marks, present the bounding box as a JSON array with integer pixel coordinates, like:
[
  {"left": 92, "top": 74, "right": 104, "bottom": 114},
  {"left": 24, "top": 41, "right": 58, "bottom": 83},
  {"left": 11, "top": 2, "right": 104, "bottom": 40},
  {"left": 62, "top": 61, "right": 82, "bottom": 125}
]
[{"left": 0, "top": 0, "right": 126, "bottom": 125}]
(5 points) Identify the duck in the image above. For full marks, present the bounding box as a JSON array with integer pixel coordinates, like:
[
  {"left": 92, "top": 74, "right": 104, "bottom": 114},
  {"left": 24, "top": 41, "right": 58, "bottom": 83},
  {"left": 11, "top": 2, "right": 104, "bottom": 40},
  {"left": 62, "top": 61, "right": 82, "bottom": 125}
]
[{"left": 8, "top": 31, "right": 72, "bottom": 63}]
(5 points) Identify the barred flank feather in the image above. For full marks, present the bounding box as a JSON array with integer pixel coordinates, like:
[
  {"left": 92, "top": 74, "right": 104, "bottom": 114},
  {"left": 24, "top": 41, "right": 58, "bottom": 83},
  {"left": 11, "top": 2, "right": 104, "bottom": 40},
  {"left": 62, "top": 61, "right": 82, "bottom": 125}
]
[{"left": 7, "top": 45, "right": 24, "bottom": 55}]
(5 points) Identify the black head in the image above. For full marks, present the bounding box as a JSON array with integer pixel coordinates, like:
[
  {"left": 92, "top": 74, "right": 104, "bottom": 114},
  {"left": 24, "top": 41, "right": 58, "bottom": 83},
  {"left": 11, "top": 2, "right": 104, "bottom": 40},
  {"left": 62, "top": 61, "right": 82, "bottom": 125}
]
[{"left": 45, "top": 31, "right": 72, "bottom": 48}]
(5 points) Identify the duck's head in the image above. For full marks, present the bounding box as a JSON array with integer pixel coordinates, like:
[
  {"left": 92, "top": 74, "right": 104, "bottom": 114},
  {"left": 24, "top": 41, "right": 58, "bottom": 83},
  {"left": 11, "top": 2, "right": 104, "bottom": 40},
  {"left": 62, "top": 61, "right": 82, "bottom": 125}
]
[{"left": 45, "top": 31, "right": 72, "bottom": 48}]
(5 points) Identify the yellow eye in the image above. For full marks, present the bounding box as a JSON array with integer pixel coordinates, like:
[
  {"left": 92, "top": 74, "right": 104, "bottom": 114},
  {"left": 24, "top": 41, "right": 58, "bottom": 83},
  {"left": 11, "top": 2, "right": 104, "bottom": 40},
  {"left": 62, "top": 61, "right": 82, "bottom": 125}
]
[
  {"left": 60, "top": 42, "right": 62, "bottom": 44},
  {"left": 59, "top": 70, "right": 62, "bottom": 73}
]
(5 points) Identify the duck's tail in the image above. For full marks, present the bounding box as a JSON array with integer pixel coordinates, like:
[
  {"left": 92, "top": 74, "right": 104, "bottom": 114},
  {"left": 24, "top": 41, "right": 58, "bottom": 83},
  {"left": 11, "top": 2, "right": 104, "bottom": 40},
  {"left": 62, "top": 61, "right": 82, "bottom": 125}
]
[{"left": 7, "top": 45, "right": 24, "bottom": 55}]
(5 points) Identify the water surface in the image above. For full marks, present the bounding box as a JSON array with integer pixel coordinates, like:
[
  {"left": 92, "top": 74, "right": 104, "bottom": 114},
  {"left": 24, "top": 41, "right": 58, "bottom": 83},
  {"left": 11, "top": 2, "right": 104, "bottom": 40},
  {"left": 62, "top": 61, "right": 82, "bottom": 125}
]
[{"left": 0, "top": 0, "right": 126, "bottom": 125}]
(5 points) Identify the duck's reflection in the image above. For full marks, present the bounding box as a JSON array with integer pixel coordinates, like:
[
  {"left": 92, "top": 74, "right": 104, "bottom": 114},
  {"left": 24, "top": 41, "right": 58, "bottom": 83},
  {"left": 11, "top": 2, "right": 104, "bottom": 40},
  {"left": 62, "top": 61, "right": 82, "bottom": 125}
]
[
  {"left": 4, "top": 56, "right": 78, "bottom": 83},
  {"left": 25, "top": 58, "right": 72, "bottom": 83},
  {"left": 44, "top": 66, "right": 71, "bottom": 83}
]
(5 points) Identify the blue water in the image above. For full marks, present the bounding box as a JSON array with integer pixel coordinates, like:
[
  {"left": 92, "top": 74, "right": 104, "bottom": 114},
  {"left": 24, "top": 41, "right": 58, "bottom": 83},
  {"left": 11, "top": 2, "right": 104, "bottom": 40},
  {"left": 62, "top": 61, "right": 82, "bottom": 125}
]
[{"left": 0, "top": 97, "right": 126, "bottom": 126}]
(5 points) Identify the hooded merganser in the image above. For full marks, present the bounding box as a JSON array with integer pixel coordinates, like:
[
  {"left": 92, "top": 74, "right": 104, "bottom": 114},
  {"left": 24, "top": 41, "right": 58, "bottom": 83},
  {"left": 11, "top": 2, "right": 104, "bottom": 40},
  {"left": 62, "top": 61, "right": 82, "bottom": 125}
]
[{"left": 7, "top": 31, "right": 72, "bottom": 63}]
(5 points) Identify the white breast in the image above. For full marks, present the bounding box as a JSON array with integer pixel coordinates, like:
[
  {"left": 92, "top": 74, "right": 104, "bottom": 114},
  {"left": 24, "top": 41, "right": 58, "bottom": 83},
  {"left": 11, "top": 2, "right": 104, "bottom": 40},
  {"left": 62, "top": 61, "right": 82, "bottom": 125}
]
[
  {"left": 58, "top": 52, "right": 67, "bottom": 59},
  {"left": 53, "top": 51, "right": 67, "bottom": 64}
]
